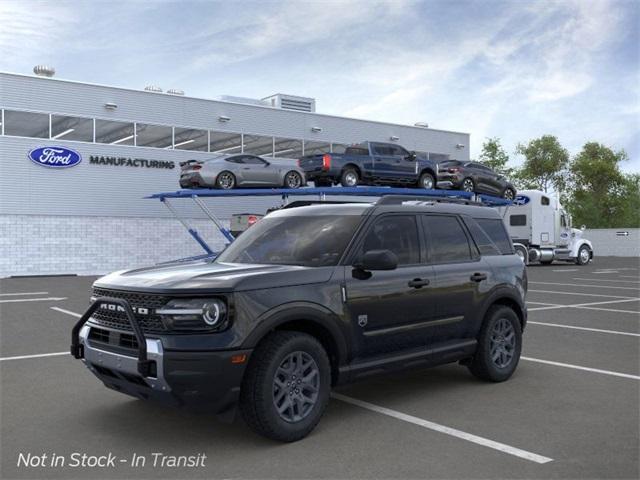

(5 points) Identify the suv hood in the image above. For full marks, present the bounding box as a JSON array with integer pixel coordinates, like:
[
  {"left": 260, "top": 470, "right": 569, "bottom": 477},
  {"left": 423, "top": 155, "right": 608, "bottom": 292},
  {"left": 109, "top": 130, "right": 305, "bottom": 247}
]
[{"left": 94, "top": 260, "right": 333, "bottom": 293}]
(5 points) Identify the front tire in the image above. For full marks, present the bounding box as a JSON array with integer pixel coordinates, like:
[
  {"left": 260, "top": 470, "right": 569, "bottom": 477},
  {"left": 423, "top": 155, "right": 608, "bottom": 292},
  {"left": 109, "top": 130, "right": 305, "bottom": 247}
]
[
  {"left": 216, "top": 171, "right": 236, "bottom": 189},
  {"left": 284, "top": 171, "right": 303, "bottom": 189},
  {"left": 418, "top": 172, "right": 435, "bottom": 190},
  {"left": 240, "top": 331, "right": 331, "bottom": 442},
  {"left": 468, "top": 305, "right": 522, "bottom": 382},
  {"left": 576, "top": 245, "right": 591, "bottom": 265}
]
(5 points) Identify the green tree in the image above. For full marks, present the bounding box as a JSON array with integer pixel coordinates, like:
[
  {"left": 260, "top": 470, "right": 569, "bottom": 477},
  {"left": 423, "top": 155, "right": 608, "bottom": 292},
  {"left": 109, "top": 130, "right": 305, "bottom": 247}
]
[
  {"left": 515, "top": 135, "right": 569, "bottom": 192},
  {"left": 565, "top": 142, "right": 638, "bottom": 228},
  {"left": 479, "top": 137, "right": 511, "bottom": 174}
]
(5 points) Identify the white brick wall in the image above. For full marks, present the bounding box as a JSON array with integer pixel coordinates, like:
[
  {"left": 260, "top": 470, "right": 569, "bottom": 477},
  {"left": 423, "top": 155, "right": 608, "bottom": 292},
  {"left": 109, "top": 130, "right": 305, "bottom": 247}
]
[
  {"left": 0, "top": 214, "right": 229, "bottom": 277},
  {"left": 584, "top": 228, "right": 640, "bottom": 257}
]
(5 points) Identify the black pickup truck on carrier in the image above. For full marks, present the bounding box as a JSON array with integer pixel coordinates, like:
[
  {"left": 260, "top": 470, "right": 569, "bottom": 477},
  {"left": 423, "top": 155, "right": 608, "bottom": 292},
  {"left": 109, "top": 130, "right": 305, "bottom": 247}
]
[{"left": 71, "top": 192, "right": 527, "bottom": 442}]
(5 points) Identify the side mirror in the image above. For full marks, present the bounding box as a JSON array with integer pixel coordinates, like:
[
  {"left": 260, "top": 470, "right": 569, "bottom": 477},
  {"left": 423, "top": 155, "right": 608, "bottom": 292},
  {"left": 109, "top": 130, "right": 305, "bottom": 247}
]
[
  {"left": 354, "top": 249, "right": 398, "bottom": 271},
  {"left": 581, "top": 225, "right": 586, "bottom": 231},
  {"left": 407, "top": 151, "right": 417, "bottom": 161}
]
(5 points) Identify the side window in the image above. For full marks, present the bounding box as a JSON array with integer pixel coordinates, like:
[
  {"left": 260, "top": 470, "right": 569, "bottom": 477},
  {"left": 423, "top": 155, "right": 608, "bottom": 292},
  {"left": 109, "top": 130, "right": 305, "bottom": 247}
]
[
  {"left": 541, "top": 196, "right": 550, "bottom": 206},
  {"left": 360, "top": 216, "right": 420, "bottom": 265},
  {"left": 475, "top": 218, "right": 514, "bottom": 255},
  {"left": 390, "top": 145, "right": 410, "bottom": 157},
  {"left": 464, "top": 219, "right": 501, "bottom": 256},
  {"left": 422, "top": 215, "right": 472, "bottom": 263},
  {"left": 561, "top": 214, "right": 567, "bottom": 227},
  {"left": 242, "top": 156, "right": 266, "bottom": 165},
  {"left": 510, "top": 215, "right": 527, "bottom": 226},
  {"left": 226, "top": 156, "right": 244, "bottom": 164}
]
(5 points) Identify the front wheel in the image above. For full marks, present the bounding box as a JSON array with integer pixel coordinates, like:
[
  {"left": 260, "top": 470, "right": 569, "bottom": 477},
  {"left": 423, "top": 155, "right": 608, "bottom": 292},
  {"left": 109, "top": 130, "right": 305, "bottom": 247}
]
[
  {"left": 576, "top": 245, "right": 591, "bottom": 265},
  {"left": 468, "top": 305, "right": 522, "bottom": 382},
  {"left": 417, "top": 172, "right": 435, "bottom": 190},
  {"left": 240, "top": 331, "right": 331, "bottom": 442},
  {"left": 284, "top": 171, "right": 303, "bottom": 189}
]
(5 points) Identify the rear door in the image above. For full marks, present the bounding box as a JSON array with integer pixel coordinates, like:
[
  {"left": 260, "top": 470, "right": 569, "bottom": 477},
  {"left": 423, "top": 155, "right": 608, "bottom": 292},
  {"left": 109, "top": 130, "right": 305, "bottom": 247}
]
[
  {"left": 370, "top": 143, "right": 396, "bottom": 180},
  {"left": 421, "top": 214, "right": 490, "bottom": 340},
  {"left": 344, "top": 214, "right": 437, "bottom": 358}
]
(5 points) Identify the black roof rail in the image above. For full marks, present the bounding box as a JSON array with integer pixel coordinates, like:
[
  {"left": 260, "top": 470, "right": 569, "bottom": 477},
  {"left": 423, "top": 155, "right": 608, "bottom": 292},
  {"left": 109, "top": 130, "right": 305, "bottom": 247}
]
[{"left": 376, "top": 194, "right": 484, "bottom": 206}]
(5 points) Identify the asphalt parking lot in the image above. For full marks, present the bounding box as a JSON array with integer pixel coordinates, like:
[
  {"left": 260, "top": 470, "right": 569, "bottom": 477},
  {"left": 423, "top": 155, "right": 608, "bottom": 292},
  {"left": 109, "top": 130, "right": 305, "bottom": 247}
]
[{"left": 1, "top": 257, "right": 638, "bottom": 479}]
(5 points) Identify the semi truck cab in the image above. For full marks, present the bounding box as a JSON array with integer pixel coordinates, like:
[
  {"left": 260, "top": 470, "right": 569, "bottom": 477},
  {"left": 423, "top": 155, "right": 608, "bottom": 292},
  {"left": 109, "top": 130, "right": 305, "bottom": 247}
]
[{"left": 499, "top": 190, "right": 593, "bottom": 265}]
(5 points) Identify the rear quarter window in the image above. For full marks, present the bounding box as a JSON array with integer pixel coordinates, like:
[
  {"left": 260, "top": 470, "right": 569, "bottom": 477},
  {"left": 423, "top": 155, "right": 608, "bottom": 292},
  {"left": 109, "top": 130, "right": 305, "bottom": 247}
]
[
  {"left": 345, "top": 147, "right": 369, "bottom": 156},
  {"left": 469, "top": 218, "right": 514, "bottom": 255}
]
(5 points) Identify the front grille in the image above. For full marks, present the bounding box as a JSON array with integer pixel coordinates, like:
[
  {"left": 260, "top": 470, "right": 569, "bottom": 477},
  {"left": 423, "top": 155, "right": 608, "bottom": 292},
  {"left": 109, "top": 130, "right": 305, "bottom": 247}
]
[{"left": 90, "top": 288, "right": 168, "bottom": 333}]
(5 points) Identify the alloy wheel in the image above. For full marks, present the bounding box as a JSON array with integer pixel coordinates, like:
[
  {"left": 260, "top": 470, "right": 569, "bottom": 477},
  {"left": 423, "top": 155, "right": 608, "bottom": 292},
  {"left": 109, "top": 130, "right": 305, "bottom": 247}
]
[
  {"left": 218, "top": 172, "right": 235, "bottom": 189},
  {"left": 286, "top": 172, "right": 302, "bottom": 189},
  {"left": 273, "top": 351, "right": 320, "bottom": 423},
  {"left": 490, "top": 318, "right": 516, "bottom": 368},
  {"left": 421, "top": 175, "right": 434, "bottom": 189},
  {"left": 462, "top": 179, "right": 474, "bottom": 192},
  {"left": 504, "top": 189, "right": 515, "bottom": 200}
]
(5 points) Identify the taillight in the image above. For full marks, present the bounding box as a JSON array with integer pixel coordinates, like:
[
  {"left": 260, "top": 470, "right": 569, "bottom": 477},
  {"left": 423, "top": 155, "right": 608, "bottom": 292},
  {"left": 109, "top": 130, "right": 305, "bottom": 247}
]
[
  {"left": 192, "top": 165, "right": 202, "bottom": 170},
  {"left": 297, "top": 159, "right": 301, "bottom": 167},
  {"left": 448, "top": 167, "right": 459, "bottom": 173},
  {"left": 247, "top": 215, "right": 258, "bottom": 227},
  {"left": 322, "top": 154, "right": 332, "bottom": 171}
]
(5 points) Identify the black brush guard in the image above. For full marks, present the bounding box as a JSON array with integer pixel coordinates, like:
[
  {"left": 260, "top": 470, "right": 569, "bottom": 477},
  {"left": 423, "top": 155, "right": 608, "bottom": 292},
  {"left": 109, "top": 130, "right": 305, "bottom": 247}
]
[{"left": 70, "top": 297, "right": 153, "bottom": 377}]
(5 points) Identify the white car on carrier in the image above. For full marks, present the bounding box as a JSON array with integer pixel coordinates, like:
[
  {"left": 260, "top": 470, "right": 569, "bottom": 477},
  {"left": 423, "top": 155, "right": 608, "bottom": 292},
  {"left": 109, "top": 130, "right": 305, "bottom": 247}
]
[{"left": 498, "top": 190, "right": 593, "bottom": 265}]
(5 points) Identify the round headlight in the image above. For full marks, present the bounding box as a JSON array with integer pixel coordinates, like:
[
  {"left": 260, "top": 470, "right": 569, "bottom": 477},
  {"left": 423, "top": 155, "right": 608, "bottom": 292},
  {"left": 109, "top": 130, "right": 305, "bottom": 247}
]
[{"left": 202, "top": 300, "right": 226, "bottom": 326}]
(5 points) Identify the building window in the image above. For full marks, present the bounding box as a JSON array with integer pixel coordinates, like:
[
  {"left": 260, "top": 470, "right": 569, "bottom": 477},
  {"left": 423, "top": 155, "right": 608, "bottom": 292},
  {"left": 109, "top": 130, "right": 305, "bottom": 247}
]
[
  {"left": 135, "top": 123, "right": 173, "bottom": 148},
  {"left": 3, "top": 110, "right": 49, "bottom": 138},
  {"left": 95, "top": 119, "right": 135, "bottom": 145},
  {"left": 303, "top": 141, "right": 331, "bottom": 155},
  {"left": 210, "top": 131, "right": 243, "bottom": 154},
  {"left": 173, "top": 127, "right": 208, "bottom": 151},
  {"left": 244, "top": 134, "right": 274, "bottom": 156},
  {"left": 51, "top": 114, "right": 93, "bottom": 142},
  {"left": 273, "top": 137, "right": 303, "bottom": 159},
  {"left": 331, "top": 143, "right": 348, "bottom": 154}
]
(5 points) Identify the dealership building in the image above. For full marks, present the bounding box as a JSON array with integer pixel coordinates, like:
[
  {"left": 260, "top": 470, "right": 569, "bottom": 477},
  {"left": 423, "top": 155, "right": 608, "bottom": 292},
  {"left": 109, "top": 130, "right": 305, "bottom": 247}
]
[{"left": 0, "top": 69, "right": 470, "bottom": 277}]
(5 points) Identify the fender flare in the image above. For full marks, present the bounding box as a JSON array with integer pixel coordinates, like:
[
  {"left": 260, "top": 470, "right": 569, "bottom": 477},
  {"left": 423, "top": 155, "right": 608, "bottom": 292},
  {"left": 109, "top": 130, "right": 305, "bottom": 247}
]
[
  {"left": 570, "top": 238, "right": 593, "bottom": 258},
  {"left": 241, "top": 302, "right": 349, "bottom": 365},
  {"left": 478, "top": 287, "right": 526, "bottom": 327}
]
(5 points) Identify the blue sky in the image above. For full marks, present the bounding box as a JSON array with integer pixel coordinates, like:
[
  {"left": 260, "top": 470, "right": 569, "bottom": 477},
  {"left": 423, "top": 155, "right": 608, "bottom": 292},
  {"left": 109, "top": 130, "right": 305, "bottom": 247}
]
[{"left": 1, "top": 0, "right": 638, "bottom": 172}]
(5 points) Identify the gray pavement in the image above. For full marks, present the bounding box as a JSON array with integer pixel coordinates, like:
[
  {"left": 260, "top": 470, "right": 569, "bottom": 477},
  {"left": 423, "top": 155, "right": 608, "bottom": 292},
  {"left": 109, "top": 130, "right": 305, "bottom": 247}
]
[{"left": 1, "top": 257, "right": 638, "bottom": 479}]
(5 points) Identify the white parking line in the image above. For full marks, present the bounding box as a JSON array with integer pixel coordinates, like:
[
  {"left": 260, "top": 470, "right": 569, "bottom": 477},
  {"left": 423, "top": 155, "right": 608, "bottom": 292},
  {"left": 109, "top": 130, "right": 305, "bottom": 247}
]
[
  {"left": 50, "top": 306, "right": 81, "bottom": 318},
  {"left": 0, "top": 291, "right": 49, "bottom": 296},
  {"left": 621, "top": 275, "right": 640, "bottom": 279},
  {"left": 574, "top": 306, "right": 640, "bottom": 315},
  {"left": 593, "top": 271, "right": 619, "bottom": 274},
  {"left": 528, "top": 298, "right": 640, "bottom": 313},
  {"left": 0, "top": 352, "right": 68, "bottom": 362},
  {"left": 521, "top": 357, "right": 640, "bottom": 381},
  {"left": 0, "top": 297, "right": 67, "bottom": 304},
  {"left": 528, "top": 321, "right": 640, "bottom": 337},
  {"left": 552, "top": 269, "right": 579, "bottom": 272},
  {"left": 529, "top": 289, "right": 638, "bottom": 299},
  {"left": 572, "top": 278, "right": 640, "bottom": 284},
  {"left": 530, "top": 281, "right": 640, "bottom": 291},
  {"left": 332, "top": 393, "right": 553, "bottom": 464}
]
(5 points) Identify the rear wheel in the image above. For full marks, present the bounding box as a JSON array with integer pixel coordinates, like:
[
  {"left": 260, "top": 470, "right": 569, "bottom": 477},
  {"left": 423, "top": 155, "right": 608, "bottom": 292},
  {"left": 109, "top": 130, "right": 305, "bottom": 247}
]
[
  {"left": 284, "top": 171, "right": 303, "bottom": 189},
  {"left": 340, "top": 168, "right": 359, "bottom": 187},
  {"left": 503, "top": 187, "right": 516, "bottom": 200},
  {"left": 576, "top": 245, "right": 591, "bottom": 265},
  {"left": 418, "top": 172, "right": 435, "bottom": 190},
  {"left": 461, "top": 177, "right": 475, "bottom": 192},
  {"left": 468, "top": 305, "right": 522, "bottom": 382},
  {"left": 240, "top": 331, "right": 331, "bottom": 442},
  {"left": 216, "top": 171, "right": 236, "bottom": 189}
]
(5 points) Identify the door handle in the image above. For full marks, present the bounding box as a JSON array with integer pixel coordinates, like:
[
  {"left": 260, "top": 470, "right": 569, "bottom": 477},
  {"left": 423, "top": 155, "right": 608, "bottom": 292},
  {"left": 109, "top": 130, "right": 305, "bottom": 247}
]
[
  {"left": 470, "top": 272, "right": 487, "bottom": 282},
  {"left": 243, "top": 167, "right": 251, "bottom": 170},
  {"left": 408, "top": 278, "right": 430, "bottom": 288}
]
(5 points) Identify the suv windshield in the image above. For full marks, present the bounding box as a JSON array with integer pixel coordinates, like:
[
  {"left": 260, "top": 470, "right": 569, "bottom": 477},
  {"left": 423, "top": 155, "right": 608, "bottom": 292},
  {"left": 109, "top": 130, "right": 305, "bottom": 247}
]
[{"left": 216, "top": 214, "right": 362, "bottom": 267}]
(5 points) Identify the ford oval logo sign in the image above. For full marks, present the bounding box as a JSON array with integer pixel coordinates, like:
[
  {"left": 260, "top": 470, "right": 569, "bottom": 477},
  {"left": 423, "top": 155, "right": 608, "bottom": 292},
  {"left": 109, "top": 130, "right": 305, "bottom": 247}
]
[
  {"left": 513, "top": 195, "right": 530, "bottom": 206},
  {"left": 28, "top": 146, "right": 82, "bottom": 168}
]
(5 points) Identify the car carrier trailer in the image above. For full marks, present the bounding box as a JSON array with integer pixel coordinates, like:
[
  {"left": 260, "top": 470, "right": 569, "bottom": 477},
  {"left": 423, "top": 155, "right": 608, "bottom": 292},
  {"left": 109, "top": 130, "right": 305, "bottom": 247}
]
[{"left": 146, "top": 186, "right": 511, "bottom": 259}]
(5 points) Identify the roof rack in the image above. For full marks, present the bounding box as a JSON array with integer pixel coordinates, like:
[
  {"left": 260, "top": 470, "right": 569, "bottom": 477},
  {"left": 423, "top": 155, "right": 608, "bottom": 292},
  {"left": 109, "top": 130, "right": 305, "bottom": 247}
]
[{"left": 146, "top": 186, "right": 511, "bottom": 258}]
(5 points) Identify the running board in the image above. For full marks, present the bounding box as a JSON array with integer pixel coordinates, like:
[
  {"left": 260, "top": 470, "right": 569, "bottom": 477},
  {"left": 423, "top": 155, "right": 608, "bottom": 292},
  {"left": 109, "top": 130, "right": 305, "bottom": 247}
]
[{"left": 338, "top": 339, "right": 477, "bottom": 383}]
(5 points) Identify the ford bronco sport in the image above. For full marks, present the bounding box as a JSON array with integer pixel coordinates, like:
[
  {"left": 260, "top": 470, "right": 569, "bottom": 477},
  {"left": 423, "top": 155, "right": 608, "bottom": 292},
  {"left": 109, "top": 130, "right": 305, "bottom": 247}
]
[{"left": 71, "top": 196, "right": 527, "bottom": 442}]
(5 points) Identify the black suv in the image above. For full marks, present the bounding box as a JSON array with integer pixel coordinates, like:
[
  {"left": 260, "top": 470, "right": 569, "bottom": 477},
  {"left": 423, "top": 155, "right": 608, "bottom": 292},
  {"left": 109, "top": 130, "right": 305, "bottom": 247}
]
[
  {"left": 437, "top": 160, "right": 517, "bottom": 200},
  {"left": 71, "top": 197, "right": 527, "bottom": 442}
]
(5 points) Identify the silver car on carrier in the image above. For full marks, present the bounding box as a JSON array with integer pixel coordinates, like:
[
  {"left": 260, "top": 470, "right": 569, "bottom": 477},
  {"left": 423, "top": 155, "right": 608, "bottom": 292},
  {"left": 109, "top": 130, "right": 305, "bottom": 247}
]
[{"left": 180, "top": 154, "right": 306, "bottom": 189}]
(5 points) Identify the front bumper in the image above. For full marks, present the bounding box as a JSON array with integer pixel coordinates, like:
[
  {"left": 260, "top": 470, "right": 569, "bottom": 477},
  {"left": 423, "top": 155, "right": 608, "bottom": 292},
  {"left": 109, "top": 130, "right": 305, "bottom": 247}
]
[
  {"left": 436, "top": 174, "right": 463, "bottom": 189},
  {"left": 72, "top": 297, "right": 250, "bottom": 414},
  {"left": 78, "top": 325, "right": 251, "bottom": 413}
]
